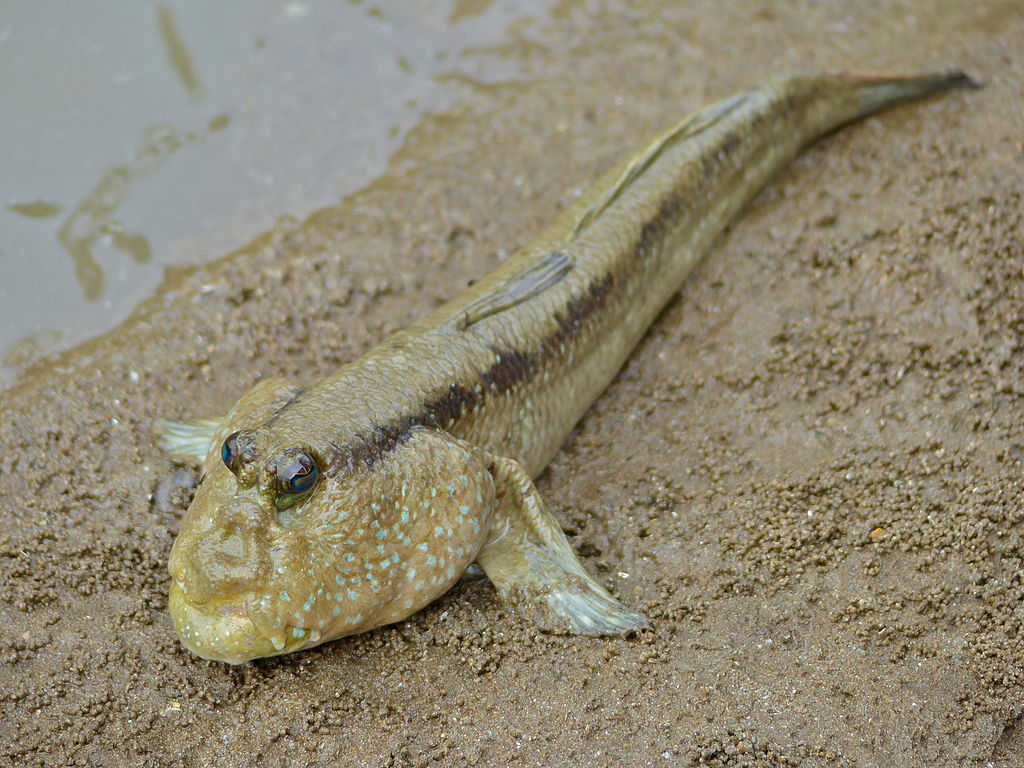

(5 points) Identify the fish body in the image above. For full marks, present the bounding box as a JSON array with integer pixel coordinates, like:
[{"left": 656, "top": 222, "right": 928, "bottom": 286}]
[{"left": 163, "top": 72, "right": 976, "bottom": 663}]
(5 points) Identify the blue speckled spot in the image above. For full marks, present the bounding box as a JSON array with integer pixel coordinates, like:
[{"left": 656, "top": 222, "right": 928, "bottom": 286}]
[
  {"left": 292, "top": 627, "right": 306, "bottom": 638},
  {"left": 280, "top": 591, "right": 291, "bottom": 602},
  {"left": 426, "top": 554, "right": 437, "bottom": 565}
]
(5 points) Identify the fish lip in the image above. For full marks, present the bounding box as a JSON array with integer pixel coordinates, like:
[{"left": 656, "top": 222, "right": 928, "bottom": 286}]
[
  {"left": 168, "top": 582, "right": 281, "bottom": 664},
  {"left": 168, "top": 582, "right": 317, "bottom": 663}
]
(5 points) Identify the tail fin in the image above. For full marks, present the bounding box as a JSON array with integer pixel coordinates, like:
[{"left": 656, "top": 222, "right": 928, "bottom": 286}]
[{"left": 851, "top": 70, "right": 980, "bottom": 119}]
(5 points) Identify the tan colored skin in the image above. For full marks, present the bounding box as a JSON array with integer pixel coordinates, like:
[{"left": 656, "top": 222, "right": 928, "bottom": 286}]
[{"left": 163, "top": 72, "right": 975, "bottom": 663}]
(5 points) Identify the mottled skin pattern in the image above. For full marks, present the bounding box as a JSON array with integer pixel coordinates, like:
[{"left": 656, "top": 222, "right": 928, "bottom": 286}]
[{"left": 162, "top": 72, "right": 975, "bottom": 663}]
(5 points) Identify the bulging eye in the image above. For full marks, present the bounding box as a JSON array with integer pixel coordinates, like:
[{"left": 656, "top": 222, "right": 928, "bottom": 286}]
[
  {"left": 272, "top": 450, "right": 319, "bottom": 508},
  {"left": 221, "top": 431, "right": 247, "bottom": 473},
  {"left": 221, "top": 430, "right": 259, "bottom": 482},
  {"left": 221, "top": 433, "right": 237, "bottom": 467},
  {"left": 285, "top": 459, "right": 318, "bottom": 494}
]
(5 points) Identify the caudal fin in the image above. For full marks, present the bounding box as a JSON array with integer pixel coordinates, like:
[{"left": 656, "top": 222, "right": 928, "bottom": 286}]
[{"left": 852, "top": 70, "right": 980, "bottom": 119}]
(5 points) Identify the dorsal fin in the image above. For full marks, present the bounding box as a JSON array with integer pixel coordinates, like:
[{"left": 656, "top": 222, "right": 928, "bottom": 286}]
[
  {"left": 570, "top": 91, "right": 749, "bottom": 239},
  {"left": 452, "top": 250, "right": 573, "bottom": 330},
  {"left": 447, "top": 93, "right": 748, "bottom": 331}
]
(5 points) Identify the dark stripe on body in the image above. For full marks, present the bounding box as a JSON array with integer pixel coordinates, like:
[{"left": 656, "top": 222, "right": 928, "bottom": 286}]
[
  {"left": 328, "top": 117, "right": 761, "bottom": 473},
  {"left": 328, "top": 270, "right": 618, "bottom": 472}
]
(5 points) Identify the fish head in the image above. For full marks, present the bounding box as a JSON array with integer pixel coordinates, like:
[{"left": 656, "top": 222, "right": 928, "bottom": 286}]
[
  {"left": 168, "top": 415, "right": 495, "bottom": 664},
  {"left": 168, "top": 426, "right": 328, "bottom": 662}
]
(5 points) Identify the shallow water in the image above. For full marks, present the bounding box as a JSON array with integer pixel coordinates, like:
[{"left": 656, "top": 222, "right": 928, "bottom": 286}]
[{"left": 0, "top": 0, "right": 553, "bottom": 383}]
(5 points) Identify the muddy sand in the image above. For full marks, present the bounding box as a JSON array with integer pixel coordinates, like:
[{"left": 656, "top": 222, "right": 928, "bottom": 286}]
[{"left": 2, "top": 2, "right": 1023, "bottom": 766}]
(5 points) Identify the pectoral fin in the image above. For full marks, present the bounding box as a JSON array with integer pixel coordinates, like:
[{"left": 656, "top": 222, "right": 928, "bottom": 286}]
[
  {"left": 476, "top": 454, "right": 647, "bottom": 635},
  {"left": 159, "top": 417, "right": 222, "bottom": 461},
  {"left": 159, "top": 377, "right": 302, "bottom": 464}
]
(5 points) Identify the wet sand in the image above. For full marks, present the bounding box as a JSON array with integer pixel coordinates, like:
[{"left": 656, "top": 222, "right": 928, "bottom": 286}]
[{"left": 2, "top": 1, "right": 1024, "bottom": 766}]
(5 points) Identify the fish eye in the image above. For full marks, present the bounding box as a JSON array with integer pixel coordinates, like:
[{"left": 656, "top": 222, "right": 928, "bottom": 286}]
[
  {"left": 221, "top": 434, "right": 236, "bottom": 466},
  {"left": 221, "top": 430, "right": 260, "bottom": 481},
  {"left": 221, "top": 431, "right": 244, "bottom": 472},
  {"left": 284, "top": 458, "right": 318, "bottom": 493},
  {"left": 272, "top": 451, "right": 319, "bottom": 508}
]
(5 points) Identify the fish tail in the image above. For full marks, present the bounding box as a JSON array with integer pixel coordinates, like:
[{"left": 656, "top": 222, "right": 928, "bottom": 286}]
[
  {"left": 847, "top": 70, "right": 981, "bottom": 119},
  {"left": 772, "top": 69, "right": 979, "bottom": 149}
]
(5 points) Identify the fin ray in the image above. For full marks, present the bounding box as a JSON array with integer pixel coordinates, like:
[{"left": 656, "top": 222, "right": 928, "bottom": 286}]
[
  {"left": 476, "top": 453, "right": 647, "bottom": 635},
  {"left": 454, "top": 250, "right": 573, "bottom": 330},
  {"left": 159, "top": 417, "right": 221, "bottom": 461},
  {"left": 570, "top": 91, "right": 748, "bottom": 239}
]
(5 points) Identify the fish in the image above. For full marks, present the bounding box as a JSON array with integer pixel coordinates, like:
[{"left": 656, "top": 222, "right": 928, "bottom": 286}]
[{"left": 161, "top": 71, "right": 977, "bottom": 663}]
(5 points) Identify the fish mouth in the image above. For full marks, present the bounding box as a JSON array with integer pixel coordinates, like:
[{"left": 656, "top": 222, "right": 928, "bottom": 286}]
[{"left": 168, "top": 582, "right": 317, "bottom": 664}]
